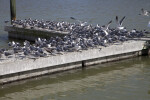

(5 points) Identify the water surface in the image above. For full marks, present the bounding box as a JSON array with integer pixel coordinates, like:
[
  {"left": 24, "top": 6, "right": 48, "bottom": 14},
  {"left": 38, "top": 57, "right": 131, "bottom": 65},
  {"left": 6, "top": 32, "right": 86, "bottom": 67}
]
[
  {"left": 0, "top": 56, "right": 150, "bottom": 100},
  {"left": 0, "top": 0, "right": 150, "bottom": 47}
]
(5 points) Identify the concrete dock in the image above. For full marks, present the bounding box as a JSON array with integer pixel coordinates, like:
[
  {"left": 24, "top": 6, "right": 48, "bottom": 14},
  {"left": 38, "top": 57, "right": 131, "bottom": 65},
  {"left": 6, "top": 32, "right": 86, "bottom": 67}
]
[
  {"left": 4, "top": 25, "right": 69, "bottom": 41},
  {"left": 0, "top": 40, "right": 149, "bottom": 85}
]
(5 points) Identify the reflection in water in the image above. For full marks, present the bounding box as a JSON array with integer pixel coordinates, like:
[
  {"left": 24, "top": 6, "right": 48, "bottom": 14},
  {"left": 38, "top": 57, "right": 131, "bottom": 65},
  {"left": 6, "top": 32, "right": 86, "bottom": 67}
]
[{"left": 0, "top": 56, "right": 150, "bottom": 100}]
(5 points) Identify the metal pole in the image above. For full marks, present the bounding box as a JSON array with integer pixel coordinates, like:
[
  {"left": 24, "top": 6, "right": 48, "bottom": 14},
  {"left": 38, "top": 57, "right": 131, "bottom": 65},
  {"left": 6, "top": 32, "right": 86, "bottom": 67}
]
[{"left": 10, "top": 0, "right": 16, "bottom": 24}]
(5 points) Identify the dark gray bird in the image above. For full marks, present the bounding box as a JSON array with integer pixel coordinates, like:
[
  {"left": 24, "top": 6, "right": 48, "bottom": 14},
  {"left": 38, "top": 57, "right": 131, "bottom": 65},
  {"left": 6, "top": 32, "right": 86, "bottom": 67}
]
[
  {"left": 33, "top": 51, "right": 47, "bottom": 57},
  {"left": 0, "top": 48, "right": 5, "bottom": 58},
  {"left": 23, "top": 50, "right": 30, "bottom": 56},
  {"left": 0, "top": 48, "right": 5, "bottom": 54},
  {"left": 4, "top": 51, "right": 13, "bottom": 58}
]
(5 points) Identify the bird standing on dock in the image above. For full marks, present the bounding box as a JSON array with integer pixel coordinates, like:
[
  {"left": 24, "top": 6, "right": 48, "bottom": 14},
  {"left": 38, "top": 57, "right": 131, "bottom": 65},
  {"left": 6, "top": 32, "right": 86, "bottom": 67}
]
[
  {"left": 24, "top": 40, "right": 30, "bottom": 47},
  {"left": 8, "top": 41, "right": 16, "bottom": 47},
  {"left": 32, "top": 51, "right": 47, "bottom": 57},
  {"left": 4, "top": 50, "right": 13, "bottom": 58},
  {"left": 0, "top": 48, "right": 6, "bottom": 58},
  {"left": 0, "top": 48, "right": 5, "bottom": 54}
]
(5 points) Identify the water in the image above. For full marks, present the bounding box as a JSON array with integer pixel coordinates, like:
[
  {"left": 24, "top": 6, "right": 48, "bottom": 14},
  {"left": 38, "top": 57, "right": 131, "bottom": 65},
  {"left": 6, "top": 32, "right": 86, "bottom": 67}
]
[
  {"left": 0, "top": 0, "right": 150, "bottom": 47},
  {"left": 0, "top": 57, "right": 150, "bottom": 100},
  {"left": 0, "top": 0, "right": 150, "bottom": 100}
]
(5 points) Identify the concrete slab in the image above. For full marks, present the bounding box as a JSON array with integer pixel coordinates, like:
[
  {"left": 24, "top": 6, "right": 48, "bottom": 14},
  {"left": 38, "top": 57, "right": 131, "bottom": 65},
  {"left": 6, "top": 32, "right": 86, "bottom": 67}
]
[
  {"left": 0, "top": 40, "right": 147, "bottom": 84},
  {"left": 4, "top": 25, "right": 69, "bottom": 41}
]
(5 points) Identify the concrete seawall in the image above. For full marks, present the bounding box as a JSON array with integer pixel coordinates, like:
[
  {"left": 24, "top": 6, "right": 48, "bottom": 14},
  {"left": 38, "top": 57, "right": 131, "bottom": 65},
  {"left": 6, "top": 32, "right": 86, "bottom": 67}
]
[
  {"left": 4, "top": 25, "right": 69, "bottom": 41},
  {"left": 0, "top": 40, "right": 148, "bottom": 84}
]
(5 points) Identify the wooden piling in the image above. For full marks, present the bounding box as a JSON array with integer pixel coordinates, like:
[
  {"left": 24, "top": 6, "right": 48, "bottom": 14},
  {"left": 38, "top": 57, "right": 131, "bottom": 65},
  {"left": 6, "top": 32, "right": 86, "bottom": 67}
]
[
  {"left": 82, "top": 61, "right": 86, "bottom": 68},
  {"left": 10, "top": 0, "right": 16, "bottom": 24}
]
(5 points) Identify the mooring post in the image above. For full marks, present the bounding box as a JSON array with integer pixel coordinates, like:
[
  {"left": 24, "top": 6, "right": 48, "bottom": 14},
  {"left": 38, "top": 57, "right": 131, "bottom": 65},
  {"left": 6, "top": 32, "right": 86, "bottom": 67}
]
[
  {"left": 10, "top": 0, "right": 16, "bottom": 24},
  {"left": 82, "top": 61, "right": 86, "bottom": 69}
]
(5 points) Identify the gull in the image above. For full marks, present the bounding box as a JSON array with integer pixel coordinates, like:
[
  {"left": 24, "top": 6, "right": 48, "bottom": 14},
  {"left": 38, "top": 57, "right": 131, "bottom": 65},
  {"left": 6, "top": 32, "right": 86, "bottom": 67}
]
[
  {"left": 96, "top": 24, "right": 100, "bottom": 28},
  {"left": 116, "top": 16, "right": 126, "bottom": 30},
  {"left": 8, "top": 41, "right": 16, "bottom": 47},
  {"left": 4, "top": 50, "right": 13, "bottom": 58},
  {"left": 23, "top": 50, "right": 30, "bottom": 56},
  {"left": 80, "top": 22, "right": 87, "bottom": 27},
  {"left": 101, "top": 20, "right": 112, "bottom": 35},
  {"left": 35, "top": 37, "right": 42, "bottom": 46},
  {"left": 33, "top": 51, "right": 47, "bottom": 57},
  {"left": 0, "top": 48, "right": 5, "bottom": 54},
  {"left": 70, "top": 17, "right": 87, "bottom": 26},
  {"left": 139, "top": 8, "right": 150, "bottom": 16},
  {"left": 24, "top": 40, "right": 30, "bottom": 47},
  {"left": 0, "top": 48, "right": 5, "bottom": 59}
]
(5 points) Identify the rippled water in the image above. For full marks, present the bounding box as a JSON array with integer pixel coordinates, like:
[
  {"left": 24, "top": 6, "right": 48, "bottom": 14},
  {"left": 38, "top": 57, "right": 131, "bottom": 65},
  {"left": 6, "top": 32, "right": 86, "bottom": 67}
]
[
  {"left": 0, "top": 0, "right": 150, "bottom": 100},
  {"left": 0, "top": 0, "right": 150, "bottom": 47},
  {"left": 0, "top": 56, "right": 150, "bottom": 100}
]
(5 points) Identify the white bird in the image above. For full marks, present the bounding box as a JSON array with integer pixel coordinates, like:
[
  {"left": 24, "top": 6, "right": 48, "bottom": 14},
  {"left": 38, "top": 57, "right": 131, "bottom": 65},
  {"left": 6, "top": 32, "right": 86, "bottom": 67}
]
[
  {"left": 70, "top": 17, "right": 87, "bottom": 26},
  {"left": 139, "top": 8, "right": 150, "bottom": 16},
  {"left": 80, "top": 22, "right": 87, "bottom": 27},
  {"left": 96, "top": 24, "right": 100, "bottom": 28},
  {"left": 116, "top": 16, "right": 126, "bottom": 30},
  {"left": 101, "top": 20, "right": 112, "bottom": 35},
  {"left": 104, "top": 39, "right": 107, "bottom": 44}
]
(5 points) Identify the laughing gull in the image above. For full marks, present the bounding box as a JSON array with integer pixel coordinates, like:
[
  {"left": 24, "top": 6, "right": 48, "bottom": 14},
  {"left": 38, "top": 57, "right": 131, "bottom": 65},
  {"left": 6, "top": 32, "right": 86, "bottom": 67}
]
[
  {"left": 101, "top": 20, "right": 112, "bottom": 35},
  {"left": 70, "top": 17, "right": 87, "bottom": 26},
  {"left": 139, "top": 8, "right": 150, "bottom": 16},
  {"left": 116, "top": 16, "right": 126, "bottom": 30}
]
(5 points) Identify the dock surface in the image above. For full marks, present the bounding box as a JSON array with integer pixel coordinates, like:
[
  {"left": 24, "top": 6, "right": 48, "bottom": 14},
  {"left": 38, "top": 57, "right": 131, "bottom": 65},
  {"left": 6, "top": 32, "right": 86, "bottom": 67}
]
[
  {"left": 4, "top": 25, "right": 69, "bottom": 41},
  {"left": 0, "top": 40, "right": 148, "bottom": 84}
]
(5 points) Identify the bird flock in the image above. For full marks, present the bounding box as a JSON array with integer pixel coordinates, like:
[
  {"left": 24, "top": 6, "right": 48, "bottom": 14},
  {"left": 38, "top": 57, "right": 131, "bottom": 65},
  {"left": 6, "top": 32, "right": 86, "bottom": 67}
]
[{"left": 1, "top": 8, "right": 150, "bottom": 60}]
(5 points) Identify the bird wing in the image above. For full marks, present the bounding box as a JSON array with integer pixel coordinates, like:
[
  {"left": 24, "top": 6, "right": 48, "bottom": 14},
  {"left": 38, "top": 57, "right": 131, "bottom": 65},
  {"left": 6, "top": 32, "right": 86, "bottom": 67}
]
[
  {"left": 44, "top": 47, "right": 52, "bottom": 53},
  {"left": 119, "top": 16, "right": 125, "bottom": 26},
  {"left": 70, "top": 17, "right": 82, "bottom": 24},
  {"left": 141, "top": 8, "right": 144, "bottom": 14},
  {"left": 70, "top": 17, "right": 76, "bottom": 20},
  {"left": 106, "top": 20, "right": 112, "bottom": 30},
  {"left": 116, "top": 16, "right": 119, "bottom": 25}
]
